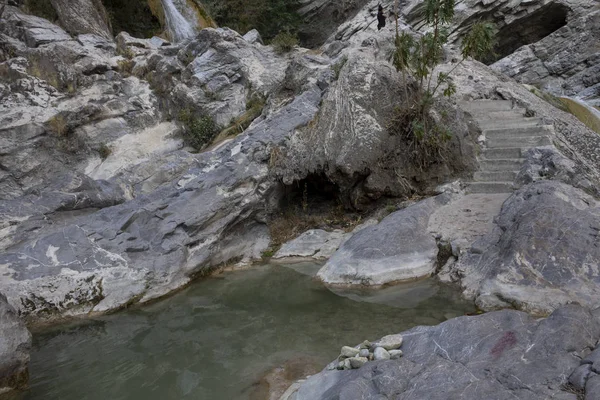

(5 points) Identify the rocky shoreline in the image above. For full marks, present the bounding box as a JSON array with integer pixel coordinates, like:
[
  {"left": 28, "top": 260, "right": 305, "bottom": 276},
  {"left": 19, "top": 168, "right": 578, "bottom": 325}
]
[{"left": 1, "top": 0, "right": 600, "bottom": 397}]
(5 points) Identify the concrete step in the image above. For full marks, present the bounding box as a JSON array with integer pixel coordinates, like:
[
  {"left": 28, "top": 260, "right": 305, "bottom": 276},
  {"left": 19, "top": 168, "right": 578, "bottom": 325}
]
[
  {"left": 467, "top": 181, "right": 514, "bottom": 194},
  {"left": 461, "top": 100, "right": 515, "bottom": 112},
  {"left": 479, "top": 118, "right": 543, "bottom": 130},
  {"left": 473, "top": 171, "right": 518, "bottom": 182},
  {"left": 484, "top": 125, "right": 551, "bottom": 139},
  {"left": 469, "top": 109, "right": 527, "bottom": 120},
  {"left": 481, "top": 148, "right": 522, "bottom": 159},
  {"left": 486, "top": 135, "right": 552, "bottom": 149},
  {"left": 479, "top": 159, "right": 523, "bottom": 172}
]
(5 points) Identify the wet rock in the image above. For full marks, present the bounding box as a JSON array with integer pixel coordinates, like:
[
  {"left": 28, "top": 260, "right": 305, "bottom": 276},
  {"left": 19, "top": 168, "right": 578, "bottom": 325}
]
[
  {"left": 0, "top": 292, "right": 31, "bottom": 394},
  {"left": 340, "top": 346, "right": 360, "bottom": 358},
  {"left": 373, "top": 347, "right": 390, "bottom": 361},
  {"left": 292, "top": 305, "right": 600, "bottom": 399},
  {"left": 316, "top": 195, "right": 450, "bottom": 286}
]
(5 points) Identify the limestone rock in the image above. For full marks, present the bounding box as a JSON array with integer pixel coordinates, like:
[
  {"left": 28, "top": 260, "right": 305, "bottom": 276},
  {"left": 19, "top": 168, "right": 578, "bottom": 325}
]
[
  {"left": 373, "top": 347, "right": 390, "bottom": 361},
  {"left": 292, "top": 305, "right": 600, "bottom": 399},
  {"left": 340, "top": 346, "right": 360, "bottom": 358},
  {"left": 373, "top": 334, "right": 403, "bottom": 350},
  {"left": 569, "top": 364, "right": 593, "bottom": 391},
  {"left": 451, "top": 181, "right": 600, "bottom": 315},
  {"left": 316, "top": 195, "right": 450, "bottom": 286},
  {"left": 0, "top": 292, "right": 31, "bottom": 395},
  {"left": 273, "top": 229, "right": 350, "bottom": 261}
]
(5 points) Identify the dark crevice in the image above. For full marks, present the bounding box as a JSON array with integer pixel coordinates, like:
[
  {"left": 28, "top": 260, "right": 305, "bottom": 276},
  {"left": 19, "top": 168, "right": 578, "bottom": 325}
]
[{"left": 484, "top": 2, "right": 570, "bottom": 64}]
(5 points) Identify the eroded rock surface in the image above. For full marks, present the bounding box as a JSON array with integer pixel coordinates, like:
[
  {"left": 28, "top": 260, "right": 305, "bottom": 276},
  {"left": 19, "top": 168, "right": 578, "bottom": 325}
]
[
  {"left": 291, "top": 305, "right": 600, "bottom": 399},
  {"left": 317, "top": 195, "right": 450, "bottom": 286},
  {"left": 0, "top": 293, "right": 31, "bottom": 396},
  {"left": 447, "top": 181, "right": 600, "bottom": 315}
]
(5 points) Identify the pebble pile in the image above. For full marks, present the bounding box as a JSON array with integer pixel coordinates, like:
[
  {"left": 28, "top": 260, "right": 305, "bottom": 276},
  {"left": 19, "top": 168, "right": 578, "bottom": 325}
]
[{"left": 332, "top": 334, "right": 404, "bottom": 370}]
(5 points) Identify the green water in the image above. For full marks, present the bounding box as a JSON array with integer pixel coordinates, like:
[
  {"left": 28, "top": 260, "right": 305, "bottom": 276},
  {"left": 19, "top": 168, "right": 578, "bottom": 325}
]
[{"left": 22, "top": 263, "right": 475, "bottom": 400}]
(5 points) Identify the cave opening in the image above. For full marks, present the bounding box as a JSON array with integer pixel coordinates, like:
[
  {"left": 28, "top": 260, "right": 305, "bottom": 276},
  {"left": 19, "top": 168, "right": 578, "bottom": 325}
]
[
  {"left": 280, "top": 173, "right": 342, "bottom": 212},
  {"left": 483, "top": 2, "right": 570, "bottom": 64},
  {"left": 101, "top": 0, "right": 162, "bottom": 39}
]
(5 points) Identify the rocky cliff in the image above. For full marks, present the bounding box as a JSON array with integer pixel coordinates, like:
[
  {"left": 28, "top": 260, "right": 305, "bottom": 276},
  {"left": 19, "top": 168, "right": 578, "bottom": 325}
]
[{"left": 2, "top": 0, "right": 600, "bottom": 396}]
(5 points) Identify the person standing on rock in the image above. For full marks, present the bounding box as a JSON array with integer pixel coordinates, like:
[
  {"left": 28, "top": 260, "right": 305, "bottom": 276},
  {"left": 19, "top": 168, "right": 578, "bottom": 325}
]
[{"left": 377, "top": 4, "right": 387, "bottom": 30}]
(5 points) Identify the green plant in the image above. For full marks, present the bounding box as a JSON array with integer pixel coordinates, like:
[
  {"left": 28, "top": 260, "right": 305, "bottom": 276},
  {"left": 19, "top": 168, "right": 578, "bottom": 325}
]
[
  {"left": 389, "top": 0, "right": 497, "bottom": 168},
  {"left": 117, "top": 59, "right": 135, "bottom": 76},
  {"left": 98, "top": 143, "right": 112, "bottom": 159},
  {"left": 332, "top": 56, "right": 348, "bottom": 81},
  {"left": 271, "top": 31, "right": 298, "bottom": 54},
  {"left": 178, "top": 109, "right": 221, "bottom": 150},
  {"left": 47, "top": 115, "right": 69, "bottom": 137}
]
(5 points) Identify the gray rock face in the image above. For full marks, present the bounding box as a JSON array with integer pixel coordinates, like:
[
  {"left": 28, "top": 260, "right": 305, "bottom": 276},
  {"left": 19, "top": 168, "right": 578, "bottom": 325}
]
[
  {"left": 0, "top": 293, "right": 31, "bottom": 395},
  {"left": 50, "top": 0, "right": 112, "bottom": 39},
  {"left": 292, "top": 305, "right": 600, "bottom": 399},
  {"left": 0, "top": 85, "right": 323, "bottom": 322},
  {"left": 317, "top": 195, "right": 449, "bottom": 286},
  {"left": 491, "top": 4, "right": 600, "bottom": 105},
  {"left": 447, "top": 181, "right": 600, "bottom": 315},
  {"left": 273, "top": 229, "right": 350, "bottom": 261}
]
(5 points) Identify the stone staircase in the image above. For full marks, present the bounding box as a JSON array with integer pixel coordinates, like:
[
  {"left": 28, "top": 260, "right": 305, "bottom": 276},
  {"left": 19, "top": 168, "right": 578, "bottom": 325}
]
[{"left": 461, "top": 100, "right": 554, "bottom": 194}]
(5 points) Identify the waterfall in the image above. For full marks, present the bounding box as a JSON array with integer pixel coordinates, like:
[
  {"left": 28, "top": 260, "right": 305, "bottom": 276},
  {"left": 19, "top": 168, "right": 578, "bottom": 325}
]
[{"left": 161, "top": 0, "right": 196, "bottom": 43}]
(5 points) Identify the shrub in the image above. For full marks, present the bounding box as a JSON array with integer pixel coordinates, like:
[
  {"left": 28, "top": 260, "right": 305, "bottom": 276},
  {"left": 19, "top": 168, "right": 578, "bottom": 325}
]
[
  {"left": 117, "top": 59, "right": 135, "bottom": 76},
  {"left": 47, "top": 114, "right": 69, "bottom": 137},
  {"left": 332, "top": 56, "right": 348, "bottom": 81},
  {"left": 98, "top": 143, "right": 112, "bottom": 159},
  {"left": 271, "top": 31, "right": 298, "bottom": 54},
  {"left": 389, "top": 0, "right": 497, "bottom": 168},
  {"left": 178, "top": 109, "right": 221, "bottom": 150}
]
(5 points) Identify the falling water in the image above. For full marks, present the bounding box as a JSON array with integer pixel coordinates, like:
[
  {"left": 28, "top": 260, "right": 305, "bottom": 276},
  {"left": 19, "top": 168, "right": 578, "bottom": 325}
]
[{"left": 161, "top": 0, "right": 196, "bottom": 43}]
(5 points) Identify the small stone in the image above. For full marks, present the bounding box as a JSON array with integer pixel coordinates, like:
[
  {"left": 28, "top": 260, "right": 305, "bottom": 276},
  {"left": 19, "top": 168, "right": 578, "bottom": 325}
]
[
  {"left": 373, "top": 347, "right": 390, "bottom": 361},
  {"left": 389, "top": 350, "right": 403, "bottom": 359},
  {"left": 359, "top": 349, "right": 370, "bottom": 358},
  {"left": 340, "top": 346, "right": 360, "bottom": 358},
  {"left": 349, "top": 357, "right": 368, "bottom": 369},
  {"left": 373, "top": 334, "right": 404, "bottom": 350},
  {"left": 337, "top": 361, "right": 345, "bottom": 370},
  {"left": 343, "top": 358, "right": 352, "bottom": 370},
  {"left": 359, "top": 340, "right": 371, "bottom": 349}
]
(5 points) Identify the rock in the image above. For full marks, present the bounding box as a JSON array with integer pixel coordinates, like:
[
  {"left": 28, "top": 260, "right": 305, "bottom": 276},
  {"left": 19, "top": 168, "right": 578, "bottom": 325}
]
[
  {"left": 50, "top": 0, "right": 112, "bottom": 39},
  {"left": 0, "top": 292, "right": 31, "bottom": 394},
  {"left": 450, "top": 181, "right": 600, "bottom": 315},
  {"left": 359, "top": 340, "right": 371, "bottom": 349},
  {"left": 273, "top": 229, "right": 350, "bottom": 261},
  {"left": 358, "top": 349, "right": 369, "bottom": 358},
  {"left": 340, "top": 346, "right": 360, "bottom": 358},
  {"left": 583, "top": 348, "right": 600, "bottom": 374},
  {"left": 0, "top": 85, "right": 323, "bottom": 322},
  {"left": 316, "top": 195, "right": 450, "bottom": 286},
  {"left": 389, "top": 350, "right": 403, "bottom": 360},
  {"left": 586, "top": 374, "right": 600, "bottom": 399},
  {"left": 373, "top": 334, "right": 403, "bottom": 350},
  {"left": 0, "top": 6, "right": 72, "bottom": 47},
  {"left": 343, "top": 358, "right": 352, "bottom": 370},
  {"left": 242, "top": 29, "right": 263, "bottom": 45},
  {"left": 349, "top": 357, "right": 368, "bottom": 369},
  {"left": 569, "top": 364, "right": 593, "bottom": 391},
  {"left": 297, "top": 0, "right": 367, "bottom": 47},
  {"left": 292, "top": 305, "right": 600, "bottom": 399},
  {"left": 373, "top": 347, "right": 390, "bottom": 361}
]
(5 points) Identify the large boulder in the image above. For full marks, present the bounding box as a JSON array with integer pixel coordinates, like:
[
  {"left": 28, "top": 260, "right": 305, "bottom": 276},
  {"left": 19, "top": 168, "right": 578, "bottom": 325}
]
[
  {"left": 0, "top": 293, "right": 31, "bottom": 395},
  {"left": 316, "top": 195, "right": 450, "bottom": 285},
  {"left": 446, "top": 180, "right": 600, "bottom": 315},
  {"left": 291, "top": 305, "right": 600, "bottom": 399}
]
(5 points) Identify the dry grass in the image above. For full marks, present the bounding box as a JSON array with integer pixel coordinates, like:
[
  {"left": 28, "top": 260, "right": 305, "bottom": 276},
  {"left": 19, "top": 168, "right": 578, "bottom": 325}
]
[{"left": 47, "top": 115, "right": 69, "bottom": 136}]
